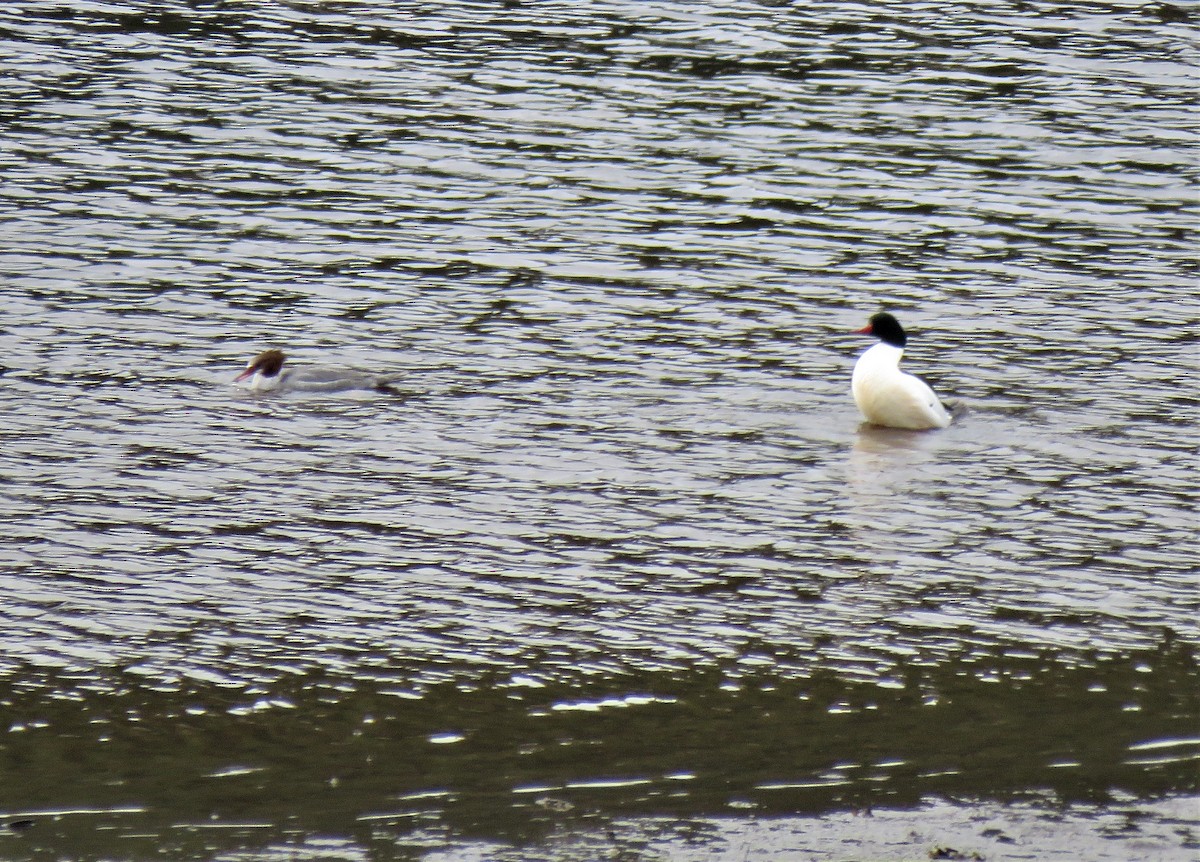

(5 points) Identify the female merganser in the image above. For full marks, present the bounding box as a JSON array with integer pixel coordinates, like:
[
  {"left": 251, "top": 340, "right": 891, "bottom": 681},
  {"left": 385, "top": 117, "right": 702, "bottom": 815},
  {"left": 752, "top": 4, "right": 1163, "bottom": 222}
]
[
  {"left": 234, "top": 349, "right": 397, "bottom": 394},
  {"left": 852, "top": 312, "right": 951, "bottom": 430}
]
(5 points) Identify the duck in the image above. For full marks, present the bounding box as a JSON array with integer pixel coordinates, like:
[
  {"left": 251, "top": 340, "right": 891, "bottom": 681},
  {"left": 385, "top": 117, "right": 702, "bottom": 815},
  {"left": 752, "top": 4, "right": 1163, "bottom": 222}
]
[
  {"left": 852, "top": 312, "right": 951, "bottom": 430},
  {"left": 234, "top": 349, "right": 397, "bottom": 394}
]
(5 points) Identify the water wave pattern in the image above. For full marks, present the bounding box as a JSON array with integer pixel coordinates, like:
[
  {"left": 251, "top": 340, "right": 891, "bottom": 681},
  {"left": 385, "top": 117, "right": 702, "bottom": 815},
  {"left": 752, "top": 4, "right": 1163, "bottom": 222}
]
[{"left": 0, "top": 0, "right": 1196, "bottom": 700}]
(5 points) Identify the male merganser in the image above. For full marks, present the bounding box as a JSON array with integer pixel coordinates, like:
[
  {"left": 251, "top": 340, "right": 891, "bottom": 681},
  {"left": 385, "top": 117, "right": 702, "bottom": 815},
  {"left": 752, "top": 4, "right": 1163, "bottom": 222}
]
[
  {"left": 234, "top": 349, "right": 397, "bottom": 394},
  {"left": 852, "top": 312, "right": 951, "bottom": 430}
]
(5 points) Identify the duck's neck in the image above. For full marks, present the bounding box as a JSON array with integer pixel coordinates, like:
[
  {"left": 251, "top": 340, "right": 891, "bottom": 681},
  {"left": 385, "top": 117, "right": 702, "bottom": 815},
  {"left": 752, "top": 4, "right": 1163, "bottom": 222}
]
[
  {"left": 251, "top": 371, "right": 284, "bottom": 392},
  {"left": 861, "top": 342, "right": 904, "bottom": 370}
]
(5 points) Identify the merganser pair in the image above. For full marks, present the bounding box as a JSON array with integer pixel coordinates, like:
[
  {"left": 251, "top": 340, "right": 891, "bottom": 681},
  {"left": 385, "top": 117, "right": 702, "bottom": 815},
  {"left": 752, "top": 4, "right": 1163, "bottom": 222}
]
[
  {"left": 234, "top": 349, "right": 397, "bottom": 395},
  {"left": 852, "top": 312, "right": 951, "bottom": 430},
  {"left": 235, "top": 312, "right": 952, "bottom": 430}
]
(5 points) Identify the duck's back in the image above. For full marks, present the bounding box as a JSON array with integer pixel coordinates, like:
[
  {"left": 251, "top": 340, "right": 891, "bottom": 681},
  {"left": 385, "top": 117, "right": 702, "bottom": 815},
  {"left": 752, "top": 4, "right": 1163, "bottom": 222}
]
[
  {"left": 852, "top": 343, "right": 950, "bottom": 430},
  {"left": 270, "top": 367, "right": 385, "bottom": 394}
]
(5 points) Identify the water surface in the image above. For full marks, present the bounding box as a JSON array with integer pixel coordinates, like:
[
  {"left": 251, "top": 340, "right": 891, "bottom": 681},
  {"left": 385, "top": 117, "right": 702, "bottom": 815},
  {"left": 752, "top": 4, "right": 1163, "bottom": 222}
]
[{"left": 0, "top": 1, "right": 1197, "bottom": 859}]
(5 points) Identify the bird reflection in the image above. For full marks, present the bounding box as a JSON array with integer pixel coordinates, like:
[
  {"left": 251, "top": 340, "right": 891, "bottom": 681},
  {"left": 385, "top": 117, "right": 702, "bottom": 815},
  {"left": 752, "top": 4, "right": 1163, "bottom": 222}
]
[{"left": 839, "top": 423, "right": 950, "bottom": 559}]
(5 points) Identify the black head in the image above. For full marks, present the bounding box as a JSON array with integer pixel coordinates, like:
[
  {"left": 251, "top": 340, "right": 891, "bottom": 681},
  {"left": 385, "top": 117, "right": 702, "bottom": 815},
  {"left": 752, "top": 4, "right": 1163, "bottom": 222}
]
[{"left": 857, "top": 312, "right": 907, "bottom": 348}]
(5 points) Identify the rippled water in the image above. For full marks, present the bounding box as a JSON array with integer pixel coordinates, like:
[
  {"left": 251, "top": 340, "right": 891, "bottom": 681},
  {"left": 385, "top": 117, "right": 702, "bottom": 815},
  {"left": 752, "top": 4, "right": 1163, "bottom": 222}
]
[{"left": 1, "top": 1, "right": 1197, "bottom": 859}]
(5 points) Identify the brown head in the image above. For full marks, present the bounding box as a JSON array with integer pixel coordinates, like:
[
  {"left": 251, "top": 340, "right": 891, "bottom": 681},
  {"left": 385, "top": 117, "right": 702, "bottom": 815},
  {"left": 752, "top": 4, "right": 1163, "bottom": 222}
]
[{"left": 235, "top": 349, "right": 286, "bottom": 381}]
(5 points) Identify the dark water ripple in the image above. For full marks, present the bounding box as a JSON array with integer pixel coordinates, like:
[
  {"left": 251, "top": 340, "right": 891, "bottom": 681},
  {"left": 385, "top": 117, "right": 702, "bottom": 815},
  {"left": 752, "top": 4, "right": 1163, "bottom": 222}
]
[{"left": 0, "top": 0, "right": 1197, "bottom": 857}]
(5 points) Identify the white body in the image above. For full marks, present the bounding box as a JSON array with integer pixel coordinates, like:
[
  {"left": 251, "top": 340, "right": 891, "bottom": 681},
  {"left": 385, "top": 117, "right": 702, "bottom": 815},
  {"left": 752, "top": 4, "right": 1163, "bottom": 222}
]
[{"left": 852, "top": 343, "right": 950, "bottom": 430}]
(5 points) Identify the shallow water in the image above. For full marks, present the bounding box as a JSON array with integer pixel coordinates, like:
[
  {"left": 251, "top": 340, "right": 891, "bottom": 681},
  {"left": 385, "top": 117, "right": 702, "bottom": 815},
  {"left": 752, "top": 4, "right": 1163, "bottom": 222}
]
[{"left": 1, "top": 0, "right": 1197, "bottom": 859}]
